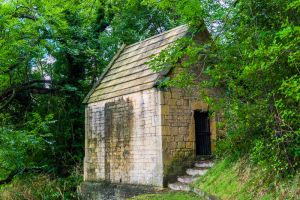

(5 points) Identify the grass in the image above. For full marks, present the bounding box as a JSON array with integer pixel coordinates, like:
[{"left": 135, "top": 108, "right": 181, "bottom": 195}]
[
  {"left": 192, "top": 157, "right": 300, "bottom": 200},
  {"left": 131, "top": 157, "right": 299, "bottom": 200},
  {"left": 130, "top": 191, "right": 203, "bottom": 200}
]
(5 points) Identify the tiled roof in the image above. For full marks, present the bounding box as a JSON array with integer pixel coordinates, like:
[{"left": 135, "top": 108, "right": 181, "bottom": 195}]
[{"left": 84, "top": 25, "right": 188, "bottom": 103}]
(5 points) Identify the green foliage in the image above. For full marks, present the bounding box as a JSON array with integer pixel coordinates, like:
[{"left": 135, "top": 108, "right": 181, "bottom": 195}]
[
  {"left": 210, "top": 0, "right": 300, "bottom": 176},
  {"left": 0, "top": 0, "right": 299, "bottom": 197},
  {"left": 0, "top": 113, "right": 55, "bottom": 179},
  {"left": 142, "top": 0, "right": 205, "bottom": 27},
  {"left": 103, "top": 0, "right": 178, "bottom": 44},
  {"left": 148, "top": 0, "right": 300, "bottom": 177},
  {"left": 0, "top": 168, "right": 83, "bottom": 200},
  {"left": 0, "top": 0, "right": 178, "bottom": 197}
]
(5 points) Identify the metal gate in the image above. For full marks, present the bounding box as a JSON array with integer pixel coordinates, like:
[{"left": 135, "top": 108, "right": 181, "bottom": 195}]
[{"left": 194, "top": 111, "right": 211, "bottom": 155}]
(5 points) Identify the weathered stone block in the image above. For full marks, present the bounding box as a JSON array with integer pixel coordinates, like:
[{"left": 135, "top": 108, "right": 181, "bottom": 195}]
[{"left": 161, "top": 105, "right": 169, "bottom": 115}]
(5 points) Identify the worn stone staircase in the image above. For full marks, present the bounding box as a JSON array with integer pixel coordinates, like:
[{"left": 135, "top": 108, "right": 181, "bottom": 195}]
[{"left": 168, "top": 160, "right": 214, "bottom": 191}]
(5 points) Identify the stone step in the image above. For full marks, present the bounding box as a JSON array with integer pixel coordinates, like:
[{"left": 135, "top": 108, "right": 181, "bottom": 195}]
[
  {"left": 177, "top": 175, "right": 199, "bottom": 184},
  {"left": 195, "top": 161, "right": 214, "bottom": 168},
  {"left": 168, "top": 182, "right": 190, "bottom": 191},
  {"left": 186, "top": 168, "right": 209, "bottom": 176}
]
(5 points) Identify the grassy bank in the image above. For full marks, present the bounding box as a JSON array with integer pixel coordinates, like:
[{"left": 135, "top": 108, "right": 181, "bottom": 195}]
[
  {"left": 132, "top": 158, "right": 299, "bottom": 200},
  {"left": 193, "top": 158, "right": 299, "bottom": 200}
]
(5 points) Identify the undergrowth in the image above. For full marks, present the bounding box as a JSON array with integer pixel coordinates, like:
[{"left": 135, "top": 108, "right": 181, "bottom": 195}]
[{"left": 0, "top": 167, "right": 83, "bottom": 200}]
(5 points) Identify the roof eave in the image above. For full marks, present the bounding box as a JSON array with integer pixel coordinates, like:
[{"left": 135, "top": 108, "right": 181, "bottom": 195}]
[{"left": 82, "top": 44, "right": 127, "bottom": 104}]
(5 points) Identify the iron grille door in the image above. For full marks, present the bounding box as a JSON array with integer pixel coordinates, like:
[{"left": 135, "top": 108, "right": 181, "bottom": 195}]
[{"left": 194, "top": 111, "right": 211, "bottom": 155}]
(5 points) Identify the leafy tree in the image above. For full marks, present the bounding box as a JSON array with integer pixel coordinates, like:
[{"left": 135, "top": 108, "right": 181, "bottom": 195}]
[
  {"left": 1, "top": 0, "right": 298, "bottom": 197},
  {"left": 148, "top": 0, "right": 300, "bottom": 176},
  {"left": 0, "top": 0, "right": 177, "bottom": 188}
]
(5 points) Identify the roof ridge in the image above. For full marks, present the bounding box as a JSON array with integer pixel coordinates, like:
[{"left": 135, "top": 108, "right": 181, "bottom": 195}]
[{"left": 125, "top": 24, "right": 188, "bottom": 49}]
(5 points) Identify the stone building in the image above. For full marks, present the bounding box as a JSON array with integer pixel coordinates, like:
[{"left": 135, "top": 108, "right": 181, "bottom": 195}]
[{"left": 82, "top": 25, "right": 218, "bottom": 188}]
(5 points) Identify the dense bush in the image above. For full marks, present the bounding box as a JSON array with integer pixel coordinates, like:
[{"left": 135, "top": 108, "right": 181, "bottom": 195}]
[
  {"left": 0, "top": 0, "right": 178, "bottom": 196},
  {"left": 0, "top": 167, "right": 82, "bottom": 200},
  {"left": 148, "top": 0, "right": 300, "bottom": 176}
]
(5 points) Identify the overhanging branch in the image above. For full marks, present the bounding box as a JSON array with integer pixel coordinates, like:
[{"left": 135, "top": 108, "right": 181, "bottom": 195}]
[
  {"left": 0, "top": 80, "right": 58, "bottom": 111},
  {"left": 0, "top": 89, "right": 15, "bottom": 111}
]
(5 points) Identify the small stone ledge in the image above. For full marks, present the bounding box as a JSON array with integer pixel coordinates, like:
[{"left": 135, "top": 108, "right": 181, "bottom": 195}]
[{"left": 78, "top": 181, "right": 160, "bottom": 200}]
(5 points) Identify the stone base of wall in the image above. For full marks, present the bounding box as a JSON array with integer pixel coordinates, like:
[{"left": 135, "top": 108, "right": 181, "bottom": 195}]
[{"left": 78, "top": 182, "right": 160, "bottom": 200}]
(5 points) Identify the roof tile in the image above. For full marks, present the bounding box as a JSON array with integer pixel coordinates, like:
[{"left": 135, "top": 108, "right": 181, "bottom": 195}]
[{"left": 86, "top": 25, "right": 188, "bottom": 103}]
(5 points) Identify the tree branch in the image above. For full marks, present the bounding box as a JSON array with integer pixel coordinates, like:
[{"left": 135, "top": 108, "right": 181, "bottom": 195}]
[
  {"left": 0, "top": 167, "right": 47, "bottom": 185},
  {"left": 0, "top": 80, "right": 53, "bottom": 98},
  {"left": 0, "top": 89, "right": 15, "bottom": 111},
  {"left": 0, "top": 169, "right": 19, "bottom": 185},
  {"left": 13, "top": 5, "right": 38, "bottom": 21},
  {"left": 0, "top": 80, "right": 56, "bottom": 111},
  {"left": 13, "top": 13, "right": 37, "bottom": 21}
]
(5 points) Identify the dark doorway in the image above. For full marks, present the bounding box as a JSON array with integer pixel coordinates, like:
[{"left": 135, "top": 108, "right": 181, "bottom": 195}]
[{"left": 194, "top": 111, "right": 211, "bottom": 155}]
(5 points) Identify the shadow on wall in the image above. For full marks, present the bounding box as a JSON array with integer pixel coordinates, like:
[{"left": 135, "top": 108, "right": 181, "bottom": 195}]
[{"left": 104, "top": 98, "right": 134, "bottom": 183}]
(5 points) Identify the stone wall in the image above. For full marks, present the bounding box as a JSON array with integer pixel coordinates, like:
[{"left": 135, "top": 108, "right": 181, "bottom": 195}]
[
  {"left": 84, "top": 86, "right": 220, "bottom": 187},
  {"left": 84, "top": 88, "right": 164, "bottom": 187},
  {"left": 160, "top": 88, "right": 218, "bottom": 184}
]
